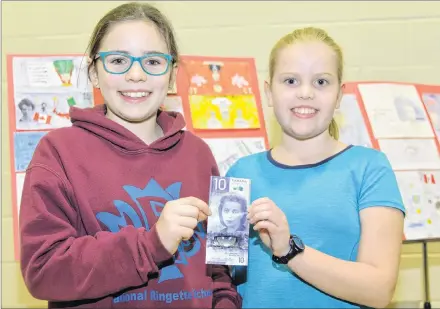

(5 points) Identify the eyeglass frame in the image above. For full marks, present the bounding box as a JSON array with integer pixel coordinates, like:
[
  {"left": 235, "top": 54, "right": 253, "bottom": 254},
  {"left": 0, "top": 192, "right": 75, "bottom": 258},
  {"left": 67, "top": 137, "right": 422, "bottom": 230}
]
[{"left": 94, "top": 51, "right": 175, "bottom": 76}]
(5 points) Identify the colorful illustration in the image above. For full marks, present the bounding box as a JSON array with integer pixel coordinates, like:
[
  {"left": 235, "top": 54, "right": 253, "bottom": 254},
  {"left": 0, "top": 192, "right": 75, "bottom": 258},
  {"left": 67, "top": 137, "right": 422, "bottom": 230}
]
[
  {"left": 189, "top": 95, "right": 260, "bottom": 130},
  {"left": 358, "top": 83, "right": 433, "bottom": 138},
  {"left": 184, "top": 59, "right": 253, "bottom": 96},
  {"left": 333, "top": 94, "right": 372, "bottom": 147},
  {"left": 53, "top": 59, "right": 74, "bottom": 86},
  {"left": 378, "top": 138, "right": 440, "bottom": 170},
  {"left": 15, "top": 92, "right": 93, "bottom": 130},
  {"left": 422, "top": 93, "right": 440, "bottom": 141},
  {"left": 14, "top": 131, "right": 48, "bottom": 172},
  {"left": 13, "top": 56, "right": 92, "bottom": 92},
  {"left": 395, "top": 171, "right": 440, "bottom": 240}
]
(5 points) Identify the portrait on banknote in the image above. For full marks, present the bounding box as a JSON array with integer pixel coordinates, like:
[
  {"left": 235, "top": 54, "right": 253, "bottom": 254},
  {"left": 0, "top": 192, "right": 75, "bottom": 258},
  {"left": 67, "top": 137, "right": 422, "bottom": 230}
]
[{"left": 206, "top": 176, "right": 251, "bottom": 266}]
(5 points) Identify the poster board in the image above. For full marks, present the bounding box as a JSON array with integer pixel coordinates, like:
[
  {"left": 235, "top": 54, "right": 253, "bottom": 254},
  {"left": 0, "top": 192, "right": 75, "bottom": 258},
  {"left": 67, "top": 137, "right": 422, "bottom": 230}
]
[
  {"left": 337, "top": 82, "right": 440, "bottom": 242},
  {"left": 6, "top": 54, "right": 269, "bottom": 260},
  {"left": 175, "top": 55, "right": 270, "bottom": 175},
  {"left": 6, "top": 54, "right": 96, "bottom": 260}
]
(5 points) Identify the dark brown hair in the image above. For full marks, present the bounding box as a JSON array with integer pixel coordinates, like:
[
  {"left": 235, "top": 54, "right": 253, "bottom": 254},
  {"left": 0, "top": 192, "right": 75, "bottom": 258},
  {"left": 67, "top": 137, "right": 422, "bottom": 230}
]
[{"left": 86, "top": 2, "right": 179, "bottom": 78}]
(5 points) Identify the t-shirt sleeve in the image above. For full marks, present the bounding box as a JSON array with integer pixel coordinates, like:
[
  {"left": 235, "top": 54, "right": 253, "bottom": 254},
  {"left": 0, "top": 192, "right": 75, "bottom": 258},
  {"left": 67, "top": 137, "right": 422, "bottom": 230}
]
[{"left": 358, "top": 151, "right": 406, "bottom": 216}]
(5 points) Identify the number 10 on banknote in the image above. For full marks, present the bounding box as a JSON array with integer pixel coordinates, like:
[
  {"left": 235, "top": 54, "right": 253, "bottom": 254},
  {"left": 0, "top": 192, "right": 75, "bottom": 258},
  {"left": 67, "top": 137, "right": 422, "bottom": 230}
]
[{"left": 206, "top": 176, "right": 251, "bottom": 266}]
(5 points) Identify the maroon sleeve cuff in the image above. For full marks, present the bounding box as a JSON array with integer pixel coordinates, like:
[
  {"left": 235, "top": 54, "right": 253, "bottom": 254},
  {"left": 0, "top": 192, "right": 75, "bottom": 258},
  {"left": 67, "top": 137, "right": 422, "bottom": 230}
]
[{"left": 145, "top": 224, "right": 175, "bottom": 267}]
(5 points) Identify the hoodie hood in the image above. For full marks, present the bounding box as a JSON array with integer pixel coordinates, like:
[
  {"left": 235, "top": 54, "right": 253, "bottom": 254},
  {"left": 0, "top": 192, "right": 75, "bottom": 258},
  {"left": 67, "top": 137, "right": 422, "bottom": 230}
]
[{"left": 70, "top": 105, "right": 186, "bottom": 153}]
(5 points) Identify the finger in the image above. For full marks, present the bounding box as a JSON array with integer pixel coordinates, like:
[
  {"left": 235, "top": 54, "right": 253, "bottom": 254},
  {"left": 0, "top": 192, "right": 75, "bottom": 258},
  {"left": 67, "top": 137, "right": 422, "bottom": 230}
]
[
  {"left": 249, "top": 210, "right": 273, "bottom": 225},
  {"left": 177, "top": 216, "right": 198, "bottom": 229},
  {"left": 251, "top": 197, "right": 272, "bottom": 207},
  {"left": 174, "top": 204, "right": 199, "bottom": 219},
  {"left": 180, "top": 227, "right": 195, "bottom": 241},
  {"left": 182, "top": 196, "right": 212, "bottom": 216},
  {"left": 253, "top": 219, "right": 277, "bottom": 233},
  {"left": 197, "top": 211, "right": 208, "bottom": 222},
  {"left": 248, "top": 203, "right": 272, "bottom": 218}
]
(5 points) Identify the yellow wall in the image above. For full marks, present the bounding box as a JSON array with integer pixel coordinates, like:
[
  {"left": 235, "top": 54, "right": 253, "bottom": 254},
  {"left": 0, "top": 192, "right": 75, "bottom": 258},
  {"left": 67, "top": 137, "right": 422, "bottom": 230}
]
[{"left": 2, "top": 1, "right": 440, "bottom": 308}]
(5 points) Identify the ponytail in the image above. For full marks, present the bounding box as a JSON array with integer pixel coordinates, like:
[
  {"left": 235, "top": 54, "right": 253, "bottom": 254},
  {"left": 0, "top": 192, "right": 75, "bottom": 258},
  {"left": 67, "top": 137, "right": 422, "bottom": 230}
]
[{"left": 329, "top": 118, "right": 339, "bottom": 140}]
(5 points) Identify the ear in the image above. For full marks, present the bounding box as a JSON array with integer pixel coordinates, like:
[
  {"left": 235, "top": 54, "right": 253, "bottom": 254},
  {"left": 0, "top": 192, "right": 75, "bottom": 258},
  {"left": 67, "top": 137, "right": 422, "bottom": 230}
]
[
  {"left": 335, "top": 83, "right": 345, "bottom": 109},
  {"left": 264, "top": 80, "right": 273, "bottom": 108},
  {"left": 87, "top": 57, "right": 100, "bottom": 89}
]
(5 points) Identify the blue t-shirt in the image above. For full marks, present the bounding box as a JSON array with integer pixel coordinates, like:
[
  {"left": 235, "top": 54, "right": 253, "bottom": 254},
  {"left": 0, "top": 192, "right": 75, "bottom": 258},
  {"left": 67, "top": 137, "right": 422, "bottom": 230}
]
[{"left": 226, "top": 145, "right": 405, "bottom": 308}]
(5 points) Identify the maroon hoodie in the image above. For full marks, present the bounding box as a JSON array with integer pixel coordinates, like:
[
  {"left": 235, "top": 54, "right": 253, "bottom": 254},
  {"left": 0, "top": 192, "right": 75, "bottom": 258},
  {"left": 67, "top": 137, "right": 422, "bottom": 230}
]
[{"left": 19, "top": 105, "right": 241, "bottom": 309}]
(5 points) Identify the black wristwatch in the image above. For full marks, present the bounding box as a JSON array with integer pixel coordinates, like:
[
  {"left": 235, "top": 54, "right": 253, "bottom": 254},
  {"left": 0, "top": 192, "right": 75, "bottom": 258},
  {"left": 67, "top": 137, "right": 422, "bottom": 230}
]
[{"left": 272, "top": 235, "right": 305, "bottom": 264}]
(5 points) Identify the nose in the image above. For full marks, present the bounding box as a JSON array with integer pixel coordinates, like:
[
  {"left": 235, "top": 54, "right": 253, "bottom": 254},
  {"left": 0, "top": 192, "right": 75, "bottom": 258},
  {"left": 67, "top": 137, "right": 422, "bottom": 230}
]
[
  {"left": 297, "top": 84, "right": 314, "bottom": 100},
  {"left": 125, "top": 60, "right": 147, "bottom": 82}
]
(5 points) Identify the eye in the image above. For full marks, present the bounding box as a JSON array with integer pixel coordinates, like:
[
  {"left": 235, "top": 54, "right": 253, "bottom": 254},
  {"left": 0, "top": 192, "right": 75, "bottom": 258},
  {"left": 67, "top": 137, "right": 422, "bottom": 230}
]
[
  {"left": 146, "top": 59, "right": 160, "bottom": 65},
  {"left": 284, "top": 78, "right": 298, "bottom": 85},
  {"left": 106, "top": 56, "right": 128, "bottom": 65},
  {"left": 314, "top": 78, "right": 329, "bottom": 86}
]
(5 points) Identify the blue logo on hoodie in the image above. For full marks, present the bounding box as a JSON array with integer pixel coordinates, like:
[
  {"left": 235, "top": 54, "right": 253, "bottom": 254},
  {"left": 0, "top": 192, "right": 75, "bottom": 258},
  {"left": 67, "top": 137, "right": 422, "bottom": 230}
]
[{"left": 96, "top": 178, "right": 205, "bottom": 283}]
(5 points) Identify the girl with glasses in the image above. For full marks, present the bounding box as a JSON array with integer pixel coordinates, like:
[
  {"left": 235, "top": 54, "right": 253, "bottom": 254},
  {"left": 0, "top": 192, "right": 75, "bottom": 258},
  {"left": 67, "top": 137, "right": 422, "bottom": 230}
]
[{"left": 19, "top": 2, "right": 241, "bottom": 309}]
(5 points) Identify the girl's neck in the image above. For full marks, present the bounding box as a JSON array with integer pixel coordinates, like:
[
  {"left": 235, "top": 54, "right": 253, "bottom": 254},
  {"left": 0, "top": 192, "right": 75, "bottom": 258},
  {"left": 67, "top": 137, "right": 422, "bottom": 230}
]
[
  {"left": 272, "top": 130, "right": 347, "bottom": 167},
  {"left": 106, "top": 109, "right": 164, "bottom": 145}
]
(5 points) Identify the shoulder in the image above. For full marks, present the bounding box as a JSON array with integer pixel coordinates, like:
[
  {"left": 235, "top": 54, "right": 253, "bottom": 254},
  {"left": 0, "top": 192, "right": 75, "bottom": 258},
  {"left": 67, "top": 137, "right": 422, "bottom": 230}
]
[
  {"left": 344, "top": 145, "right": 387, "bottom": 161},
  {"left": 342, "top": 145, "right": 393, "bottom": 173},
  {"left": 348, "top": 147, "right": 405, "bottom": 213},
  {"left": 226, "top": 151, "right": 268, "bottom": 177},
  {"left": 27, "top": 126, "right": 82, "bottom": 168},
  {"left": 181, "top": 131, "right": 215, "bottom": 156}
]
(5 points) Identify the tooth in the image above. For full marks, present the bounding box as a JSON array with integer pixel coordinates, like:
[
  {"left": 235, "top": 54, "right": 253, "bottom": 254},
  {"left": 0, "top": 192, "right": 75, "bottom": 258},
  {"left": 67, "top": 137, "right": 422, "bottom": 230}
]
[{"left": 122, "top": 92, "right": 148, "bottom": 98}]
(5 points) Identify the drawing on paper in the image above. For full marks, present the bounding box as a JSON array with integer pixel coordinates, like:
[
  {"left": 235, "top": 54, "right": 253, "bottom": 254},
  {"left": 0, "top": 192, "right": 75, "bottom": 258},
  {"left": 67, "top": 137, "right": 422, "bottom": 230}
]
[
  {"left": 334, "top": 94, "right": 372, "bottom": 147},
  {"left": 358, "top": 83, "right": 433, "bottom": 138},
  {"left": 189, "top": 95, "right": 260, "bottom": 129},
  {"left": 395, "top": 171, "right": 440, "bottom": 240},
  {"left": 13, "top": 56, "right": 91, "bottom": 92},
  {"left": 15, "top": 92, "right": 93, "bottom": 130},
  {"left": 14, "top": 131, "right": 47, "bottom": 172},
  {"left": 203, "top": 138, "right": 266, "bottom": 175},
  {"left": 184, "top": 59, "right": 253, "bottom": 96},
  {"left": 378, "top": 139, "right": 440, "bottom": 171},
  {"left": 422, "top": 93, "right": 440, "bottom": 140},
  {"left": 53, "top": 59, "right": 74, "bottom": 86},
  {"left": 394, "top": 96, "right": 426, "bottom": 122}
]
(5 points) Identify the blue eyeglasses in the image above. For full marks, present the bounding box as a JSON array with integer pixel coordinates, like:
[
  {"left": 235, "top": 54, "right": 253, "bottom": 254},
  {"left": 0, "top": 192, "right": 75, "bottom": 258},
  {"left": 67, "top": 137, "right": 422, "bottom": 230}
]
[{"left": 95, "top": 51, "right": 174, "bottom": 76}]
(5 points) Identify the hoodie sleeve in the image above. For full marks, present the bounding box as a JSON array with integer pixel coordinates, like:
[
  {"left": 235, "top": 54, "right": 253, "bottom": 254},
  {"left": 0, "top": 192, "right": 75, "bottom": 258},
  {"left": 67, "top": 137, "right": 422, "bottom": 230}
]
[
  {"left": 207, "top": 156, "right": 242, "bottom": 309},
  {"left": 20, "top": 164, "right": 174, "bottom": 302}
]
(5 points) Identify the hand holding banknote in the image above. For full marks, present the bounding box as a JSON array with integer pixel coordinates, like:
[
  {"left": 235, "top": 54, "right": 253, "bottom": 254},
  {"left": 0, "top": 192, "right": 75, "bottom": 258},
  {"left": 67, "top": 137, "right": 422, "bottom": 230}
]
[
  {"left": 206, "top": 176, "right": 251, "bottom": 266},
  {"left": 156, "top": 196, "right": 212, "bottom": 255},
  {"left": 248, "top": 197, "right": 291, "bottom": 257}
]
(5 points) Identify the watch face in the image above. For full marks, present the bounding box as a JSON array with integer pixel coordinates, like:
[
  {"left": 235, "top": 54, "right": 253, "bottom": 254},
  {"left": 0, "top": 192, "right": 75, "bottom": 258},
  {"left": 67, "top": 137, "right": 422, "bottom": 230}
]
[{"left": 292, "top": 235, "right": 305, "bottom": 250}]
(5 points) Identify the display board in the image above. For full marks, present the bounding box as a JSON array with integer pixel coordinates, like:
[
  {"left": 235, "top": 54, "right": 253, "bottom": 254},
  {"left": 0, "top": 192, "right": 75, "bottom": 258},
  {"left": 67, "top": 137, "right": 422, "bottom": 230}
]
[
  {"left": 337, "top": 82, "right": 440, "bottom": 242},
  {"left": 6, "top": 54, "right": 270, "bottom": 259}
]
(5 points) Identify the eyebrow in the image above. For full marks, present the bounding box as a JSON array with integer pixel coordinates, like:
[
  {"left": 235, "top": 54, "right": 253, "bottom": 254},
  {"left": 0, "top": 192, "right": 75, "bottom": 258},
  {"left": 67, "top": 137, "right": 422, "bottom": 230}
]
[
  {"left": 107, "top": 49, "right": 168, "bottom": 55},
  {"left": 279, "top": 72, "right": 335, "bottom": 77}
]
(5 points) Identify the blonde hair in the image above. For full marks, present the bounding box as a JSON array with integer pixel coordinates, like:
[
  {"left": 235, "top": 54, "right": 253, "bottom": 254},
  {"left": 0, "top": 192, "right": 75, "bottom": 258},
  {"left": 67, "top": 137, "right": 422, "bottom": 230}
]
[{"left": 268, "top": 27, "right": 343, "bottom": 140}]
